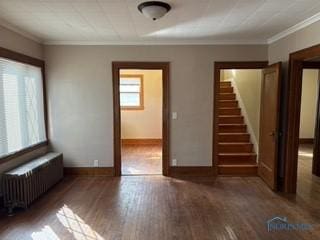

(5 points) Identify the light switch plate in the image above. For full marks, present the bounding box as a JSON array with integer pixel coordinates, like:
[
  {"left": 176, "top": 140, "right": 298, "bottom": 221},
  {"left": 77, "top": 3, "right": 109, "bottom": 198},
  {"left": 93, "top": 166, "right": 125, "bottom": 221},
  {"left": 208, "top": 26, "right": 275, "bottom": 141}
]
[
  {"left": 172, "top": 159, "right": 177, "bottom": 166},
  {"left": 93, "top": 160, "right": 99, "bottom": 167},
  {"left": 172, "top": 112, "right": 177, "bottom": 120}
]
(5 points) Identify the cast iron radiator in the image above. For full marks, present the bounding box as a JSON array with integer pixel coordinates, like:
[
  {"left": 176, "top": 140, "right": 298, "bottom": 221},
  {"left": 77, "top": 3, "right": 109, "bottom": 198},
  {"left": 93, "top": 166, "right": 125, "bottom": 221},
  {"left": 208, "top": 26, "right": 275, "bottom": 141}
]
[{"left": 2, "top": 152, "right": 63, "bottom": 213}]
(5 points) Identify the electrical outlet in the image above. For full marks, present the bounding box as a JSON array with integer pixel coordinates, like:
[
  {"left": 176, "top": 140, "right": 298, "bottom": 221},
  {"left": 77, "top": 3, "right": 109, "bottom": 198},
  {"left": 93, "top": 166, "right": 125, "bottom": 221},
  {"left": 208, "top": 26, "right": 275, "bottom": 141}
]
[
  {"left": 172, "top": 159, "right": 177, "bottom": 166},
  {"left": 93, "top": 160, "right": 99, "bottom": 167}
]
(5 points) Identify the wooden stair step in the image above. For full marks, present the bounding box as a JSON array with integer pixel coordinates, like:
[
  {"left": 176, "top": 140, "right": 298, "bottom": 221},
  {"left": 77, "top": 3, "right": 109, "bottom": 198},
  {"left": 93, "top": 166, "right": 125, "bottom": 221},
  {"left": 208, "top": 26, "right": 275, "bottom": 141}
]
[
  {"left": 220, "top": 81, "right": 231, "bottom": 87},
  {"left": 219, "top": 108, "right": 241, "bottom": 115},
  {"left": 219, "top": 133, "right": 250, "bottom": 142},
  {"left": 217, "top": 164, "right": 258, "bottom": 176},
  {"left": 218, "top": 143, "right": 253, "bottom": 153},
  {"left": 219, "top": 115, "right": 244, "bottom": 124},
  {"left": 219, "top": 124, "right": 247, "bottom": 133},
  {"left": 220, "top": 86, "right": 234, "bottom": 93},
  {"left": 219, "top": 93, "right": 236, "bottom": 100},
  {"left": 219, "top": 100, "right": 238, "bottom": 108},
  {"left": 218, "top": 153, "right": 257, "bottom": 165}
]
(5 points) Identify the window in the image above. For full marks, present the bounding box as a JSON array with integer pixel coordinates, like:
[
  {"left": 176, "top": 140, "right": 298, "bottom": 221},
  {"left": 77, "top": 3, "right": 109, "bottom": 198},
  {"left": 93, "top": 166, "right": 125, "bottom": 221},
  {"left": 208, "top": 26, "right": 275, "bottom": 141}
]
[
  {"left": 120, "top": 74, "right": 144, "bottom": 110},
  {"left": 0, "top": 57, "right": 47, "bottom": 159}
]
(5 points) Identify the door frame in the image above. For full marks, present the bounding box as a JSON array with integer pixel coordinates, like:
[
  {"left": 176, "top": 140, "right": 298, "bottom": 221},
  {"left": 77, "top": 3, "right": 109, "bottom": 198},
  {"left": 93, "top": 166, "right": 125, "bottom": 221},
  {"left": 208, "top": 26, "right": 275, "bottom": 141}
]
[
  {"left": 112, "top": 62, "right": 170, "bottom": 176},
  {"left": 284, "top": 44, "right": 320, "bottom": 193},
  {"left": 213, "top": 61, "right": 268, "bottom": 168}
]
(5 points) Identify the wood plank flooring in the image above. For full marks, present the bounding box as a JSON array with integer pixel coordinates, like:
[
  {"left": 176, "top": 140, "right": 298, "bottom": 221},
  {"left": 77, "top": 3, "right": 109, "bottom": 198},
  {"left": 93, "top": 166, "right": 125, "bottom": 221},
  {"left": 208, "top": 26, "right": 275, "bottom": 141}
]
[
  {"left": 0, "top": 145, "right": 320, "bottom": 239},
  {"left": 297, "top": 144, "right": 320, "bottom": 204},
  {"left": 121, "top": 144, "right": 162, "bottom": 175},
  {"left": 0, "top": 174, "right": 319, "bottom": 240}
]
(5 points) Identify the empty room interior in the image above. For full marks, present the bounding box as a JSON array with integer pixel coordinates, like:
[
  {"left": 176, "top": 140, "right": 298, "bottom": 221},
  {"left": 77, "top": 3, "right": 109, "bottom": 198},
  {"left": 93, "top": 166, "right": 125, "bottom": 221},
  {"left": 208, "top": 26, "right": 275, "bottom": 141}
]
[
  {"left": 120, "top": 69, "right": 163, "bottom": 175},
  {"left": 1, "top": 0, "right": 320, "bottom": 239}
]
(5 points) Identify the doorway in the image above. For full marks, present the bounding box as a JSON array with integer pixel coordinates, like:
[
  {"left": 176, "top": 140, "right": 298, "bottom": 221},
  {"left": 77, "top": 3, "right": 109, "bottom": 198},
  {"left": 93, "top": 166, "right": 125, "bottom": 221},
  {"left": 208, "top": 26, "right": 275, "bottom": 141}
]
[
  {"left": 297, "top": 67, "right": 320, "bottom": 196},
  {"left": 283, "top": 44, "right": 320, "bottom": 193},
  {"left": 112, "top": 62, "right": 170, "bottom": 176},
  {"left": 213, "top": 61, "right": 282, "bottom": 190},
  {"left": 218, "top": 68, "right": 263, "bottom": 174},
  {"left": 120, "top": 70, "right": 162, "bottom": 175}
]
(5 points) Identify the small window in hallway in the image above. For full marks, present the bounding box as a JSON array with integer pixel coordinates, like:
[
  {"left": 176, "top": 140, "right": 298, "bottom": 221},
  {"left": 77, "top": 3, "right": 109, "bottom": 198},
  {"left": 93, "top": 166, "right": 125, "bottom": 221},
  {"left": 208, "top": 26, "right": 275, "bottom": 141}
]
[{"left": 120, "top": 74, "right": 144, "bottom": 110}]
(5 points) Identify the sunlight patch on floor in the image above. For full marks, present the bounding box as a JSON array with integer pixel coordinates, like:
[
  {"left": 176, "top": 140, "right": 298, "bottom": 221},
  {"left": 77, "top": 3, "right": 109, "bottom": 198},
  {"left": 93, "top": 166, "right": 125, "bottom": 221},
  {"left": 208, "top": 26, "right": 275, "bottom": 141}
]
[
  {"left": 299, "top": 151, "right": 313, "bottom": 158},
  {"left": 56, "top": 204, "right": 104, "bottom": 240},
  {"left": 32, "top": 226, "right": 60, "bottom": 240},
  {"left": 124, "top": 167, "right": 145, "bottom": 174}
]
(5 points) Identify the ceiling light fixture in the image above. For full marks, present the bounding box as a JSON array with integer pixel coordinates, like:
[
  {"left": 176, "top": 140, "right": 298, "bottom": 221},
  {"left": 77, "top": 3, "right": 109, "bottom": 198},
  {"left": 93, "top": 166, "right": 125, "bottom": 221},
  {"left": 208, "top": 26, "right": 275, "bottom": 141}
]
[{"left": 138, "top": 1, "right": 171, "bottom": 21}]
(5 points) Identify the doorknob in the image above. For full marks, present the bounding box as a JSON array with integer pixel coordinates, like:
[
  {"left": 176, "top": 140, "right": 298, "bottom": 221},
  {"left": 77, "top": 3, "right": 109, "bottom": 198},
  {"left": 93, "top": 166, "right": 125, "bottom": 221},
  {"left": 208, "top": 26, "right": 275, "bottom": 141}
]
[{"left": 269, "top": 131, "right": 275, "bottom": 137}]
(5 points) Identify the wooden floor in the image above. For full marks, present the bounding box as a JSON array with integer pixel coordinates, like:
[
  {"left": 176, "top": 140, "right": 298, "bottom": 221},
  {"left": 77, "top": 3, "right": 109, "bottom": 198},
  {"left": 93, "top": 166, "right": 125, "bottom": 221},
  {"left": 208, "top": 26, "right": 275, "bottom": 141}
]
[
  {"left": 0, "top": 145, "right": 320, "bottom": 239},
  {"left": 297, "top": 144, "right": 320, "bottom": 203},
  {"left": 121, "top": 144, "right": 162, "bottom": 175},
  {"left": 1, "top": 174, "right": 320, "bottom": 239}
]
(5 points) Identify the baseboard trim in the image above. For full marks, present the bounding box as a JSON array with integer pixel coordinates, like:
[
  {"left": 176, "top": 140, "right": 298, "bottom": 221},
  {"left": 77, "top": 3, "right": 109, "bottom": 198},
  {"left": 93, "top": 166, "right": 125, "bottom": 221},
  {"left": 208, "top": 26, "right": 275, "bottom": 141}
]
[
  {"left": 64, "top": 167, "right": 115, "bottom": 176},
  {"left": 64, "top": 166, "right": 216, "bottom": 177},
  {"left": 122, "top": 139, "right": 162, "bottom": 145},
  {"left": 169, "top": 166, "right": 215, "bottom": 177},
  {"left": 299, "top": 138, "right": 314, "bottom": 144}
]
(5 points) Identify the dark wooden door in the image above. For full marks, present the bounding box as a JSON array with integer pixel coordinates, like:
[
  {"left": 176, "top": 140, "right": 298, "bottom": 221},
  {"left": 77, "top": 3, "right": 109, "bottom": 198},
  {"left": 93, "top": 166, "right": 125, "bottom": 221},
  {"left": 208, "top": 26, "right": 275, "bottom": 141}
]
[
  {"left": 313, "top": 79, "right": 320, "bottom": 176},
  {"left": 258, "top": 63, "right": 282, "bottom": 190}
]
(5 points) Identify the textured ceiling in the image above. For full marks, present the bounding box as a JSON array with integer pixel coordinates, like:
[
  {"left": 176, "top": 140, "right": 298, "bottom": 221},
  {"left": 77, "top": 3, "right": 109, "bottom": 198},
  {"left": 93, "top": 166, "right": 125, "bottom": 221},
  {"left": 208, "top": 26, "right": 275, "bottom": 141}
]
[{"left": 0, "top": 0, "right": 320, "bottom": 44}]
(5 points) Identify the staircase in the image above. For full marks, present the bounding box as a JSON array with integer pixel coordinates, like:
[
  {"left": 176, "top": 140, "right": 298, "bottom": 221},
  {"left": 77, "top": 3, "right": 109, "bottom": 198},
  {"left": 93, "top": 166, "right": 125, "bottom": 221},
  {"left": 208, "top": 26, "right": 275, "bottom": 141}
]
[{"left": 218, "top": 81, "right": 258, "bottom": 175}]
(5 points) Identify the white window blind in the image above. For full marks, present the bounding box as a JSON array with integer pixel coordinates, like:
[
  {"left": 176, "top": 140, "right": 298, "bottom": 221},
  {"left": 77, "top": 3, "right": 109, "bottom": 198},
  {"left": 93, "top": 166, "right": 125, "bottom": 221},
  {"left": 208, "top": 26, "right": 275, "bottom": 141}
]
[
  {"left": 0, "top": 57, "right": 46, "bottom": 158},
  {"left": 120, "top": 76, "right": 143, "bottom": 108}
]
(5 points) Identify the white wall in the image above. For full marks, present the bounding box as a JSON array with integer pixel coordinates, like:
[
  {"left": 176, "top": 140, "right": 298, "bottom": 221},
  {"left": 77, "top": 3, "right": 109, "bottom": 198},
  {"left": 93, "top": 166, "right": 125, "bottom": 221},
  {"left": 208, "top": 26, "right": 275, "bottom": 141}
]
[
  {"left": 0, "top": 25, "right": 43, "bottom": 59},
  {"left": 300, "top": 69, "right": 319, "bottom": 139},
  {"left": 44, "top": 44, "right": 268, "bottom": 167},
  {"left": 120, "top": 69, "right": 162, "bottom": 139},
  {"left": 222, "top": 69, "right": 262, "bottom": 143}
]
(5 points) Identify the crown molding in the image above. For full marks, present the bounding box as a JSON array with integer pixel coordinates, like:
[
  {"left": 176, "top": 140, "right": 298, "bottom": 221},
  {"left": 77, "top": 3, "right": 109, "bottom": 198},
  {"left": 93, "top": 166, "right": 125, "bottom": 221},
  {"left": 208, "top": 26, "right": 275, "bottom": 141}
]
[
  {"left": 44, "top": 39, "right": 267, "bottom": 46},
  {"left": 0, "top": 20, "right": 42, "bottom": 44},
  {"left": 268, "top": 12, "right": 320, "bottom": 44}
]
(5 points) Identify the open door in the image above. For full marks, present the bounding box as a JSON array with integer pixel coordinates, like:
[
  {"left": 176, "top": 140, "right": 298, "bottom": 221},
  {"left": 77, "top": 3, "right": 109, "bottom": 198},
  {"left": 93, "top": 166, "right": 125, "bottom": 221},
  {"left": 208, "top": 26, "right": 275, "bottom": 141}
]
[
  {"left": 313, "top": 78, "right": 320, "bottom": 176},
  {"left": 258, "top": 63, "right": 282, "bottom": 190}
]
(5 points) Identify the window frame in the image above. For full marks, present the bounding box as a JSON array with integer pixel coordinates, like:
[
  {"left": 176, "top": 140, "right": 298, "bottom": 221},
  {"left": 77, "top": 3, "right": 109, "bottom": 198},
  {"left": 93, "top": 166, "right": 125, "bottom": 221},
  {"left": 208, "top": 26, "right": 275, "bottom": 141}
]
[
  {"left": 120, "top": 74, "right": 144, "bottom": 110},
  {"left": 0, "top": 47, "right": 48, "bottom": 163}
]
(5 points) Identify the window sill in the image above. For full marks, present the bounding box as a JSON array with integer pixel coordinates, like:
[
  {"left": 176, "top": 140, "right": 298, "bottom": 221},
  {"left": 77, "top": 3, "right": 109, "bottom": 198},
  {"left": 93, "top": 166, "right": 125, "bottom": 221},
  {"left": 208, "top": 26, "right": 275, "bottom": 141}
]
[
  {"left": 121, "top": 106, "right": 145, "bottom": 111},
  {"left": 0, "top": 141, "right": 49, "bottom": 164}
]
